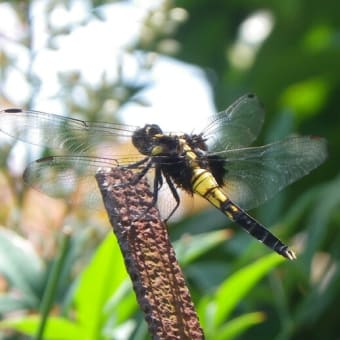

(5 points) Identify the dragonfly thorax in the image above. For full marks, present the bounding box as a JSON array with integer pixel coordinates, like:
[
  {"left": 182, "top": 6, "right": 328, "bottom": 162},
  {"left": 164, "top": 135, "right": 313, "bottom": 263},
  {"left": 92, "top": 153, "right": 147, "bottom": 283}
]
[{"left": 183, "top": 133, "right": 209, "bottom": 152}]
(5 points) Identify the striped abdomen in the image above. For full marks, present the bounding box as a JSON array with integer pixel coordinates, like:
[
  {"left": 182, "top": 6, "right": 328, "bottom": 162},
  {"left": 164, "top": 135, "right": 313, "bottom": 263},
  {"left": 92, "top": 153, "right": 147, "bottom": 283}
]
[{"left": 192, "top": 168, "right": 296, "bottom": 260}]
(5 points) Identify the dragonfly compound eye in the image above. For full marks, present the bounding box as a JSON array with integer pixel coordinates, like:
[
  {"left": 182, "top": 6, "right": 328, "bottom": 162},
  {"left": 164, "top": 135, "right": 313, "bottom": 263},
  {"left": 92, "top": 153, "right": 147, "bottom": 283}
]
[{"left": 132, "top": 124, "right": 163, "bottom": 155}]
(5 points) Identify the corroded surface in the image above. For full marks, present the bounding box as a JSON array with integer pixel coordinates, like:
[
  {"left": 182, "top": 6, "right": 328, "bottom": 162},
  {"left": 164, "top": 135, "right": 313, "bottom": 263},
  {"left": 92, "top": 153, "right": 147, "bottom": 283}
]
[{"left": 96, "top": 168, "right": 204, "bottom": 339}]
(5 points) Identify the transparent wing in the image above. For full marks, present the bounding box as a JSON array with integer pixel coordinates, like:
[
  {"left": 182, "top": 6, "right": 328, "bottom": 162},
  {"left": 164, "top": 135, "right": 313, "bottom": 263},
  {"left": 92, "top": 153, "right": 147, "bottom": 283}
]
[
  {"left": 23, "top": 154, "right": 185, "bottom": 217},
  {"left": 23, "top": 155, "right": 146, "bottom": 206},
  {"left": 202, "top": 93, "right": 265, "bottom": 151},
  {"left": 213, "top": 136, "right": 327, "bottom": 210},
  {"left": 0, "top": 108, "right": 137, "bottom": 153}
]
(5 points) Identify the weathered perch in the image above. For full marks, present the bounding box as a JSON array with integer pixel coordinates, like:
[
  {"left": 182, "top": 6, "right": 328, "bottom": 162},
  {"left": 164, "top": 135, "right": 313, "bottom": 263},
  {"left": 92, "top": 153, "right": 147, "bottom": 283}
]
[{"left": 96, "top": 167, "right": 204, "bottom": 339}]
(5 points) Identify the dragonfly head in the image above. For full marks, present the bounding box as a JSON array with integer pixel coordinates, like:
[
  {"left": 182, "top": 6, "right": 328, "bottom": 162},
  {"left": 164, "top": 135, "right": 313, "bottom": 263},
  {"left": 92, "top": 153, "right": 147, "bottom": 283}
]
[{"left": 132, "top": 124, "right": 163, "bottom": 155}]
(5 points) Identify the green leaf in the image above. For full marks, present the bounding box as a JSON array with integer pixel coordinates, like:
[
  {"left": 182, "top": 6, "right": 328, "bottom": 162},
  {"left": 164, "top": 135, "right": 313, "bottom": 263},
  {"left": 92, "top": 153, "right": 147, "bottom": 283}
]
[
  {"left": 215, "top": 312, "right": 266, "bottom": 340},
  {"left": 199, "top": 253, "right": 284, "bottom": 330},
  {"left": 280, "top": 77, "right": 329, "bottom": 119},
  {"left": 0, "top": 315, "right": 82, "bottom": 340},
  {"left": 174, "top": 229, "right": 231, "bottom": 266},
  {"left": 103, "top": 279, "right": 137, "bottom": 325},
  {"left": 0, "top": 227, "right": 44, "bottom": 304},
  {"left": 74, "top": 232, "right": 130, "bottom": 339}
]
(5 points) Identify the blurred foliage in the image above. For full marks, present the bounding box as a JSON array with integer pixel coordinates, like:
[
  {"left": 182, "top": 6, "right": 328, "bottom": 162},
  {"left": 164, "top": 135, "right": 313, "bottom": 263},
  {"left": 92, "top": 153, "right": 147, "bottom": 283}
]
[
  {"left": 0, "top": 0, "right": 339, "bottom": 339},
  {"left": 0, "top": 228, "right": 281, "bottom": 340}
]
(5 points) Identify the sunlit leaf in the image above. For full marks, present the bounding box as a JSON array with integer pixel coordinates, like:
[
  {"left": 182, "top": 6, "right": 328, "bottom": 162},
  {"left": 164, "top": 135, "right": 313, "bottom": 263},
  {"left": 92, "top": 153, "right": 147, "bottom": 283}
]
[
  {"left": 174, "top": 229, "right": 231, "bottom": 266},
  {"left": 214, "top": 312, "right": 266, "bottom": 340},
  {"left": 0, "top": 315, "right": 82, "bottom": 340},
  {"left": 198, "top": 253, "right": 284, "bottom": 329},
  {"left": 0, "top": 228, "right": 44, "bottom": 304},
  {"left": 279, "top": 77, "right": 329, "bottom": 119},
  {"left": 74, "top": 233, "right": 130, "bottom": 337}
]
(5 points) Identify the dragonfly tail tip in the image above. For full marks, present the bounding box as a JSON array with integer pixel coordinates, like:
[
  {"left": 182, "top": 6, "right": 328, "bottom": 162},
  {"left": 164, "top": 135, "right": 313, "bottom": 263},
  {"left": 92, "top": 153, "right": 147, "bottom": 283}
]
[{"left": 283, "top": 248, "right": 297, "bottom": 260}]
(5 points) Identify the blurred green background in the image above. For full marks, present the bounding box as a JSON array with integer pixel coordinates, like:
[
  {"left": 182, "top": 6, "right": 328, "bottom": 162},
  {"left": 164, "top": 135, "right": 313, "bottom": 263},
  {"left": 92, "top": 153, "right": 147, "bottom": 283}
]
[{"left": 0, "top": 0, "right": 339, "bottom": 339}]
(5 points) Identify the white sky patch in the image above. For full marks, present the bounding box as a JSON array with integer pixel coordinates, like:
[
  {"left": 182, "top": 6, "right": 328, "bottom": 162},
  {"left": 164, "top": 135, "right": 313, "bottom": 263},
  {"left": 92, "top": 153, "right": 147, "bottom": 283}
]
[
  {"left": 1, "top": 0, "right": 215, "bottom": 174},
  {"left": 228, "top": 10, "right": 274, "bottom": 70},
  {"left": 0, "top": 3, "right": 24, "bottom": 40},
  {"left": 120, "top": 56, "right": 215, "bottom": 133},
  {"left": 1, "top": 0, "right": 214, "bottom": 132},
  {"left": 239, "top": 10, "right": 274, "bottom": 45}
]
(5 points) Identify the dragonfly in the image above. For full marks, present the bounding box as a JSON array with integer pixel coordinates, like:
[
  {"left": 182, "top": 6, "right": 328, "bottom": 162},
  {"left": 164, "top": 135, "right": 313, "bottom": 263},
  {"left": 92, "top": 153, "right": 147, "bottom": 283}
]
[{"left": 0, "top": 94, "right": 327, "bottom": 259}]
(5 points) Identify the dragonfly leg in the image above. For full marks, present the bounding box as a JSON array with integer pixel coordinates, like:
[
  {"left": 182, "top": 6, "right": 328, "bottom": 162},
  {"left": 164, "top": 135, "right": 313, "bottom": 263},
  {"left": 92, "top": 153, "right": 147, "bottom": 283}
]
[
  {"left": 132, "top": 165, "right": 162, "bottom": 221},
  {"left": 130, "top": 163, "right": 152, "bottom": 185},
  {"left": 115, "top": 158, "right": 152, "bottom": 188},
  {"left": 126, "top": 156, "right": 150, "bottom": 169},
  {"left": 135, "top": 168, "right": 180, "bottom": 222},
  {"left": 162, "top": 172, "right": 180, "bottom": 222}
]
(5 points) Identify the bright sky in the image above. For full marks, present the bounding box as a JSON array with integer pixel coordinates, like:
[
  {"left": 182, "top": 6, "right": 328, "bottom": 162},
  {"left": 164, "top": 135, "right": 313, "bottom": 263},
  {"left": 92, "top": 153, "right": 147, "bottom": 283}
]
[
  {"left": 0, "top": 0, "right": 274, "bottom": 168},
  {"left": 0, "top": 0, "right": 216, "bottom": 134},
  {"left": 0, "top": 0, "right": 275, "bottom": 219}
]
